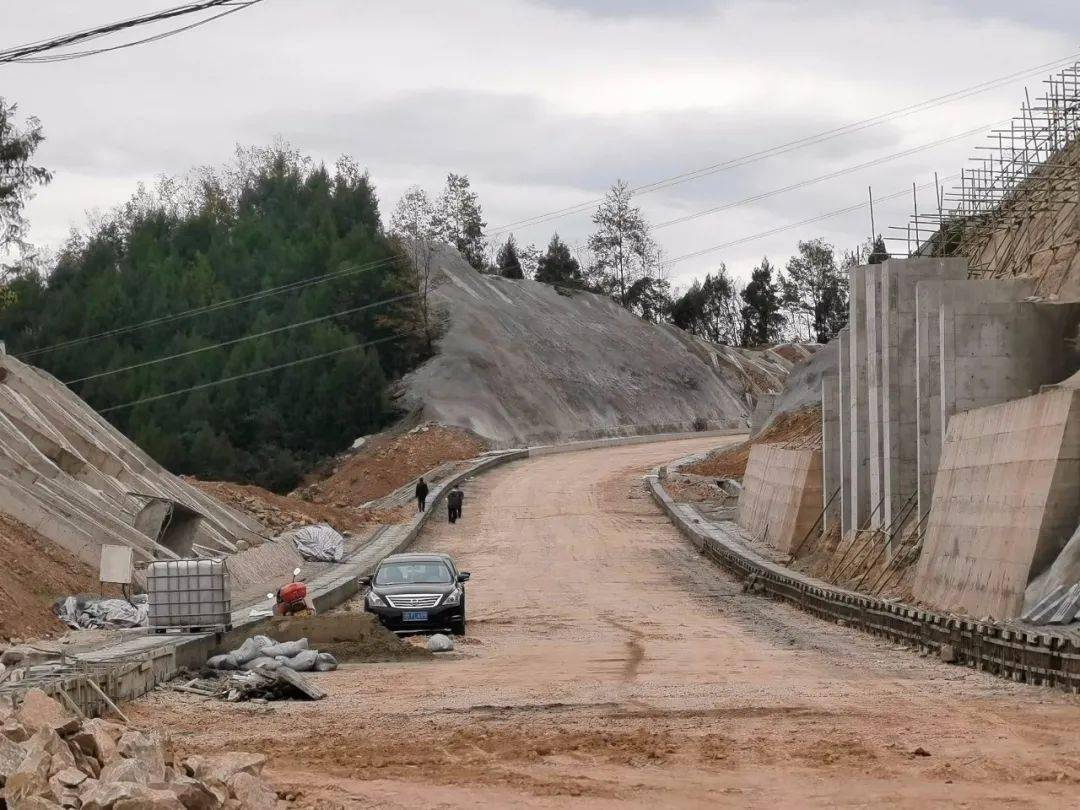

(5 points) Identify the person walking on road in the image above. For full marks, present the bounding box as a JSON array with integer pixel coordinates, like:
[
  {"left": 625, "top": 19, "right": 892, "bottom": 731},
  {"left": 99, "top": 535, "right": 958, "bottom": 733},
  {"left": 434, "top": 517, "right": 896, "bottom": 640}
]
[
  {"left": 415, "top": 477, "right": 429, "bottom": 512},
  {"left": 448, "top": 484, "right": 464, "bottom": 524}
]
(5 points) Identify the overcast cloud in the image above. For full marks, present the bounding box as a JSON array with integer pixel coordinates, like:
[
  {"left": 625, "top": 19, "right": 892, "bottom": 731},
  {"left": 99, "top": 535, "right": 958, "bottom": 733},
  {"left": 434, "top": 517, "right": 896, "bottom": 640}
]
[{"left": 2, "top": 0, "right": 1076, "bottom": 288}]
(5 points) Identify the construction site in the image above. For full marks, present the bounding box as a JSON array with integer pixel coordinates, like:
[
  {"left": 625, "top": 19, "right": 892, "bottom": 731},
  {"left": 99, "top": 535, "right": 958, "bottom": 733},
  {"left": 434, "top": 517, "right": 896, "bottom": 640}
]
[{"left": 5, "top": 4, "right": 1080, "bottom": 808}]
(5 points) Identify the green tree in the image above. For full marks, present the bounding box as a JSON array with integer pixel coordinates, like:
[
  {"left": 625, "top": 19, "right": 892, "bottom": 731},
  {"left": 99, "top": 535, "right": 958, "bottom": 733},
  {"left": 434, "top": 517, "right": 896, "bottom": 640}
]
[
  {"left": 0, "top": 98, "right": 51, "bottom": 253},
  {"left": 535, "top": 233, "right": 582, "bottom": 286},
  {"left": 781, "top": 238, "right": 848, "bottom": 343},
  {"left": 434, "top": 173, "right": 487, "bottom": 271},
  {"left": 587, "top": 180, "right": 655, "bottom": 307},
  {"left": 740, "top": 257, "right": 785, "bottom": 346},
  {"left": 495, "top": 234, "right": 524, "bottom": 279},
  {"left": 0, "top": 144, "right": 423, "bottom": 492}
]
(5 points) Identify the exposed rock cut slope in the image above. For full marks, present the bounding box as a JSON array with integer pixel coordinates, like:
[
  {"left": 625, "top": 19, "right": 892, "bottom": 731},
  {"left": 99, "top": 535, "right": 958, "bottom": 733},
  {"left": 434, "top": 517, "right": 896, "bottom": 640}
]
[{"left": 401, "top": 247, "right": 799, "bottom": 445}]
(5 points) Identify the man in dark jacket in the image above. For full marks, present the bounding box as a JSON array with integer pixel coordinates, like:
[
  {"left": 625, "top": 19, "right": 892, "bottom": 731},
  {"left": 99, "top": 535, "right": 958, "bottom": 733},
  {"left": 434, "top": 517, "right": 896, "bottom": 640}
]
[
  {"left": 448, "top": 484, "right": 464, "bottom": 523},
  {"left": 415, "top": 477, "right": 429, "bottom": 512}
]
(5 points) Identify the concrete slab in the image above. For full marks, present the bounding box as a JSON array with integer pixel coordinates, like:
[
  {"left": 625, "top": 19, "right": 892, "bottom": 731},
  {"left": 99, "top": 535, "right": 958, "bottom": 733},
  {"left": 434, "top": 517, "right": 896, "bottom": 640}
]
[
  {"left": 836, "top": 328, "right": 852, "bottom": 536},
  {"left": 913, "top": 387, "right": 1080, "bottom": 619},
  {"left": 737, "top": 443, "right": 823, "bottom": 554},
  {"left": 848, "top": 266, "right": 871, "bottom": 533}
]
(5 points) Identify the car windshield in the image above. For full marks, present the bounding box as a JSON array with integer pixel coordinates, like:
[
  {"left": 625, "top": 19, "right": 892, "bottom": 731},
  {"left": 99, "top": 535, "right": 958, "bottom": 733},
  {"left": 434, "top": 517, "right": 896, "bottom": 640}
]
[{"left": 375, "top": 561, "right": 452, "bottom": 586}]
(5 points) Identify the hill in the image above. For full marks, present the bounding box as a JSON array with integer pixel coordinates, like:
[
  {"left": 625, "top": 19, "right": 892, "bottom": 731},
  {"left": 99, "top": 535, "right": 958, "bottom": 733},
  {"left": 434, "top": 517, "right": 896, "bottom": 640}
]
[{"left": 399, "top": 246, "right": 802, "bottom": 446}]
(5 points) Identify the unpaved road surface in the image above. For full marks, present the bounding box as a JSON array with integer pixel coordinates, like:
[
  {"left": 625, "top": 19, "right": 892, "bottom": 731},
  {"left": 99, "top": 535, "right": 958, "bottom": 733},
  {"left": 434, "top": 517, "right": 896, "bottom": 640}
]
[{"left": 134, "top": 437, "right": 1080, "bottom": 808}]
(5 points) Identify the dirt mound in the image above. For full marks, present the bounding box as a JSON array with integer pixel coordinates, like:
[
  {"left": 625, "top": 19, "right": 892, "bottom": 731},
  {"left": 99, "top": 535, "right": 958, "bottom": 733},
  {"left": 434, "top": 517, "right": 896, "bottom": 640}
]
[
  {"left": 685, "top": 406, "right": 822, "bottom": 480},
  {"left": 300, "top": 424, "right": 487, "bottom": 506},
  {"left": 187, "top": 478, "right": 405, "bottom": 535},
  {"left": 267, "top": 611, "right": 430, "bottom": 661},
  {"left": 0, "top": 513, "right": 118, "bottom": 640}
]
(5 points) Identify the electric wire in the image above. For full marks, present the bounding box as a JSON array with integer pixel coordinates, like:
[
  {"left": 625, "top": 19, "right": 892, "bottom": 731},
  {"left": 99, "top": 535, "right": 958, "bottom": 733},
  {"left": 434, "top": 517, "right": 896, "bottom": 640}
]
[
  {"left": 0, "top": 1, "right": 265, "bottom": 64},
  {"left": 488, "top": 50, "right": 1080, "bottom": 235},
  {"left": 97, "top": 330, "right": 419, "bottom": 414},
  {"left": 65, "top": 291, "right": 417, "bottom": 385},
  {"left": 16, "top": 253, "right": 403, "bottom": 360}
]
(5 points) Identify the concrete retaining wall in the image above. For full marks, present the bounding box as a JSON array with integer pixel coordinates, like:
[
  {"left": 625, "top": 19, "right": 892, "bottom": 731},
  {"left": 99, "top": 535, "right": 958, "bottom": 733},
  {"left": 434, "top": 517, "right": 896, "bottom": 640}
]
[
  {"left": 737, "top": 443, "right": 822, "bottom": 553},
  {"left": 821, "top": 373, "right": 842, "bottom": 533},
  {"left": 913, "top": 388, "right": 1080, "bottom": 619}
]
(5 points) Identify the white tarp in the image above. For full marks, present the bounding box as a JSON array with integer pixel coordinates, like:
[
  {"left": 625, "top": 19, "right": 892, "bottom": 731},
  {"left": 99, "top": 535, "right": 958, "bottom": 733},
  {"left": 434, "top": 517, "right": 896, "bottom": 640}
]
[
  {"left": 53, "top": 595, "right": 149, "bottom": 629},
  {"left": 287, "top": 524, "right": 345, "bottom": 563}
]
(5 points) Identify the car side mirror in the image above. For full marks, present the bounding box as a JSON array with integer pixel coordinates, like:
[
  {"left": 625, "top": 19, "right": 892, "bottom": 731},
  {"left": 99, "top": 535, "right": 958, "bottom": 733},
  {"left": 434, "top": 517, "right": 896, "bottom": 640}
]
[
  {"left": 457, "top": 572, "right": 471, "bottom": 582},
  {"left": 359, "top": 575, "right": 372, "bottom": 587}
]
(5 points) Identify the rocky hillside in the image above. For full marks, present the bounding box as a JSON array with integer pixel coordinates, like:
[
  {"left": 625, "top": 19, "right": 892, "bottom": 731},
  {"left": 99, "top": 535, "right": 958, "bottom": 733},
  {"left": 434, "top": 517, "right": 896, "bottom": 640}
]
[{"left": 400, "top": 247, "right": 804, "bottom": 446}]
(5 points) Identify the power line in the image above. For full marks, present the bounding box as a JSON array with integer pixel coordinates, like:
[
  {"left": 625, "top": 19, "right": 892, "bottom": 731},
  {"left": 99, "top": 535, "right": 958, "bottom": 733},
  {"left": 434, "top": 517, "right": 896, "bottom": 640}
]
[
  {"left": 665, "top": 175, "right": 957, "bottom": 267},
  {"left": 0, "top": 1, "right": 265, "bottom": 64},
  {"left": 488, "top": 51, "right": 1080, "bottom": 235},
  {"left": 17, "top": 254, "right": 402, "bottom": 360},
  {"left": 98, "top": 331, "right": 418, "bottom": 414},
  {"left": 65, "top": 291, "right": 417, "bottom": 385},
  {"left": 653, "top": 121, "right": 1000, "bottom": 231}
]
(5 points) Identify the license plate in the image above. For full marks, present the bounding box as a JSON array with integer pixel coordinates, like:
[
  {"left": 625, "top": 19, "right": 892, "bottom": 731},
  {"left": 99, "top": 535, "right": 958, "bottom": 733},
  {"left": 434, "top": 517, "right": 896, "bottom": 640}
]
[{"left": 403, "top": 611, "right": 428, "bottom": 622}]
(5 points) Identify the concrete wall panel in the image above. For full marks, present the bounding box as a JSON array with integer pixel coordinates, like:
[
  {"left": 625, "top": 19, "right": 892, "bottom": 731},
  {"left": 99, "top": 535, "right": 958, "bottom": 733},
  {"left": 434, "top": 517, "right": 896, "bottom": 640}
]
[
  {"left": 737, "top": 442, "right": 823, "bottom": 554},
  {"left": 913, "top": 388, "right": 1080, "bottom": 619}
]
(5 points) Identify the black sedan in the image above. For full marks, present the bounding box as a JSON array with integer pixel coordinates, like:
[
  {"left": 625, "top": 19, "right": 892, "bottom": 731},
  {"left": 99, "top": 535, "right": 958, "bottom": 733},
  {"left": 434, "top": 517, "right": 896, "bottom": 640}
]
[{"left": 361, "top": 552, "right": 469, "bottom": 635}]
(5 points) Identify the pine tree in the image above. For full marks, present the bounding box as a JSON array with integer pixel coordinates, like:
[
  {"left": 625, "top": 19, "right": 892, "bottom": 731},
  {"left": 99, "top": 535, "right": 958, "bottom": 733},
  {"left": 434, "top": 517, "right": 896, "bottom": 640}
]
[
  {"left": 587, "top": 180, "right": 655, "bottom": 307},
  {"left": 740, "top": 258, "right": 785, "bottom": 346},
  {"left": 782, "top": 238, "right": 848, "bottom": 343},
  {"left": 434, "top": 173, "right": 487, "bottom": 270},
  {"left": 0, "top": 98, "right": 51, "bottom": 253},
  {"left": 535, "top": 233, "right": 582, "bottom": 286},
  {"left": 496, "top": 235, "right": 524, "bottom": 279}
]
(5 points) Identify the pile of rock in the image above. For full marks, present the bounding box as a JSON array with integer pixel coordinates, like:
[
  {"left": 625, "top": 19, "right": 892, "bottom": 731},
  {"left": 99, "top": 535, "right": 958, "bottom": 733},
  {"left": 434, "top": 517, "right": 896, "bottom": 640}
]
[{"left": 1, "top": 688, "right": 275, "bottom": 809}]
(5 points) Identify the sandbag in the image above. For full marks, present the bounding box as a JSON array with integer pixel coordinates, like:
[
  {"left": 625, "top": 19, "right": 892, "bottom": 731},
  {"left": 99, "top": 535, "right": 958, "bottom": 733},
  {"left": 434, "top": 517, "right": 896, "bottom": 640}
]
[
  {"left": 232, "top": 635, "right": 275, "bottom": 664},
  {"left": 314, "top": 653, "right": 338, "bottom": 672},
  {"left": 259, "top": 638, "right": 309, "bottom": 658},
  {"left": 207, "top": 654, "right": 238, "bottom": 671},
  {"left": 426, "top": 634, "right": 454, "bottom": 653},
  {"left": 276, "top": 650, "right": 318, "bottom": 672}
]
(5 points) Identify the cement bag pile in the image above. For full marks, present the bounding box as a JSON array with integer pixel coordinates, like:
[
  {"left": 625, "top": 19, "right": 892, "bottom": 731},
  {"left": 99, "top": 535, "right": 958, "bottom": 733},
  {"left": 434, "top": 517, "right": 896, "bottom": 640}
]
[
  {"left": 285, "top": 524, "right": 345, "bottom": 562},
  {"left": 52, "top": 595, "right": 149, "bottom": 629},
  {"left": 207, "top": 634, "right": 338, "bottom": 673}
]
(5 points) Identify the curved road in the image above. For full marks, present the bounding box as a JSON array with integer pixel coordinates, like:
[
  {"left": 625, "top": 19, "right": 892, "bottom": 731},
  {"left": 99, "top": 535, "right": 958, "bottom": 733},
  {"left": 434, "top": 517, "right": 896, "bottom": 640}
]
[{"left": 139, "top": 436, "right": 1080, "bottom": 808}]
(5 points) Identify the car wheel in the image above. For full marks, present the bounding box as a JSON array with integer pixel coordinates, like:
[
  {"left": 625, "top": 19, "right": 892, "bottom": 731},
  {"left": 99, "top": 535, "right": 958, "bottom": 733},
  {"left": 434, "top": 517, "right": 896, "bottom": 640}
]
[{"left": 451, "top": 618, "right": 466, "bottom": 636}]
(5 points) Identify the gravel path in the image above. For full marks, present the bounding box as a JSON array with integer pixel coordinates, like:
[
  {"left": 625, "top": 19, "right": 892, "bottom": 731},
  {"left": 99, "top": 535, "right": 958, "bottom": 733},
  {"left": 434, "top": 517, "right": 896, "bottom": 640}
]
[{"left": 133, "top": 436, "right": 1080, "bottom": 808}]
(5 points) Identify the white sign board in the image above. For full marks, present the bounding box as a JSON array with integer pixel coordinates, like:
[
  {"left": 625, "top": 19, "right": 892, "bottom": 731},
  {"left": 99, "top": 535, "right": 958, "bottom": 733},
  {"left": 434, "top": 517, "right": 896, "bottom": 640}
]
[{"left": 99, "top": 545, "right": 133, "bottom": 585}]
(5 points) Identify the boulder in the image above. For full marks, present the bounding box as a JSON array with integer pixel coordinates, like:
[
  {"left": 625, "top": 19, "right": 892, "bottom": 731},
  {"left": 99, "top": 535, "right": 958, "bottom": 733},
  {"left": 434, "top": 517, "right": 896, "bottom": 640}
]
[
  {"left": 24, "top": 728, "right": 77, "bottom": 776},
  {"left": 2, "top": 718, "right": 30, "bottom": 743},
  {"left": 69, "top": 745, "right": 102, "bottom": 779},
  {"left": 83, "top": 782, "right": 184, "bottom": 810},
  {"left": 426, "top": 634, "right": 454, "bottom": 653},
  {"left": 3, "top": 748, "right": 53, "bottom": 805},
  {"left": 0, "top": 732, "right": 27, "bottom": 785},
  {"left": 72, "top": 719, "right": 122, "bottom": 763},
  {"left": 49, "top": 767, "right": 87, "bottom": 808},
  {"left": 227, "top": 772, "right": 275, "bottom": 810},
  {"left": 15, "top": 690, "right": 75, "bottom": 735},
  {"left": 183, "top": 752, "right": 265, "bottom": 784},
  {"left": 99, "top": 756, "right": 149, "bottom": 785},
  {"left": 161, "top": 776, "right": 221, "bottom": 810},
  {"left": 118, "top": 730, "right": 167, "bottom": 782}
]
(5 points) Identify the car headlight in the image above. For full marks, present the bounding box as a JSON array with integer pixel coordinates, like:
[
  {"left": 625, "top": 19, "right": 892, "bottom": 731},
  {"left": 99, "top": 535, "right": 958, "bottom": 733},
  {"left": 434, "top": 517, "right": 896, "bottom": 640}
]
[
  {"left": 367, "top": 590, "right": 386, "bottom": 607},
  {"left": 442, "top": 586, "right": 462, "bottom": 606}
]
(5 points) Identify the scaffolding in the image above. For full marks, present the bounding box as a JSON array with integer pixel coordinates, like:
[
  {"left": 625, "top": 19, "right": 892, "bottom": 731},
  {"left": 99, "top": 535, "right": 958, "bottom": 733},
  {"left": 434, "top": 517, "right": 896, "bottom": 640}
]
[{"left": 890, "top": 62, "right": 1080, "bottom": 295}]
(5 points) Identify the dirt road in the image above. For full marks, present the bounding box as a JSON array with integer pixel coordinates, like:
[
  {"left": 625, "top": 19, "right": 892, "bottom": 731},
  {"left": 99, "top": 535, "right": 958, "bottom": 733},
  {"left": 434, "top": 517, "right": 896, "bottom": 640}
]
[{"left": 134, "top": 437, "right": 1080, "bottom": 808}]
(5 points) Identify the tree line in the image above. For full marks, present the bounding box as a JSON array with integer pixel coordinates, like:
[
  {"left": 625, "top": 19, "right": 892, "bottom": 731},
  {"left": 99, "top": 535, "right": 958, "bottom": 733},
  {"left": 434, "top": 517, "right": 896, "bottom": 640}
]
[
  {"left": 1, "top": 94, "right": 891, "bottom": 491},
  {"left": 396, "top": 173, "right": 889, "bottom": 346}
]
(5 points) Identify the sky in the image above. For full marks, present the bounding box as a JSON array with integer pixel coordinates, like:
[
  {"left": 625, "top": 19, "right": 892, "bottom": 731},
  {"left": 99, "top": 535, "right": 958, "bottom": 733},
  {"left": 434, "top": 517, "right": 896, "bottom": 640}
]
[{"left": 2, "top": 0, "right": 1079, "bottom": 291}]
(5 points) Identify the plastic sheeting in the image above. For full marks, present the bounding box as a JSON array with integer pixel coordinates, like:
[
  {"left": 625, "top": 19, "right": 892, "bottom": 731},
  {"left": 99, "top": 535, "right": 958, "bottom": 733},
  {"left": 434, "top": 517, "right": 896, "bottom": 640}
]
[
  {"left": 286, "top": 524, "right": 345, "bottom": 563},
  {"left": 53, "top": 595, "right": 149, "bottom": 629}
]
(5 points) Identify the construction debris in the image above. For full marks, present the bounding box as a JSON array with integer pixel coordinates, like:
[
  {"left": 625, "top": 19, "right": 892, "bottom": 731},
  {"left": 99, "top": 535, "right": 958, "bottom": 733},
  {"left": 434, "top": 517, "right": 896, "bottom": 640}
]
[
  {"left": 283, "top": 524, "right": 345, "bottom": 563},
  {"left": 52, "top": 595, "right": 149, "bottom": 631},
  {"left": 0, "top": 687, "right": 275, "bottom": 807},
  {"left": 172, "top": 665, "right": 328, "bottom": 703},
  {"left": 207, "top": 634, "right": 339, "bottom": 675}
]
